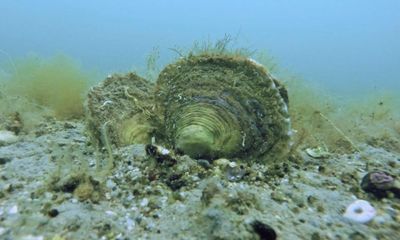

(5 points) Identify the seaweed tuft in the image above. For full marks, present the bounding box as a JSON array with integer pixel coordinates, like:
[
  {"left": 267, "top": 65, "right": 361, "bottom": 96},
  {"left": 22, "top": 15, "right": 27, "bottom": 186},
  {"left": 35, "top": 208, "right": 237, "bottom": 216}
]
[{"left": 4, "top": 54, "right": 92, "bottom": 120}]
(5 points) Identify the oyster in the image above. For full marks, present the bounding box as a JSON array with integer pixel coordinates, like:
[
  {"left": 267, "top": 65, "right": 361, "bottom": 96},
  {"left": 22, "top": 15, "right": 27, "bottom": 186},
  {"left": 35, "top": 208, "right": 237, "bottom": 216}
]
[
  {"left": 155, "top": 54, "right": 291, "bottom": 161},
  {"left": 86, "top": 72, "right": 157, "bottom": 147},
  {"left": 86, "top": 54, "right": 292, "bottom": 162}
]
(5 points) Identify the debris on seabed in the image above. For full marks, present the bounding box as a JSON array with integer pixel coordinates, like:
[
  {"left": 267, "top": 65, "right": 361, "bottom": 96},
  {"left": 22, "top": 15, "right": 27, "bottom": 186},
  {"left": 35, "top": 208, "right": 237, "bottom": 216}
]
[
  {"left": 305, "top": 146, "right": 330, "bottom": 158},
  {"left": 343, "top": 199, "right": 376, "bottom": 224}
]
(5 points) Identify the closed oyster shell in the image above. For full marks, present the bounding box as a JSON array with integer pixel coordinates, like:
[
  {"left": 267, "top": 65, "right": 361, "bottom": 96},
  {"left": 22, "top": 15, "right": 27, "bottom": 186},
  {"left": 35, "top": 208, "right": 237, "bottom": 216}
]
[
  {"left": 155, "top": 54, "right": 291, "bottom": 161},
  {"left": 86, "top": 72, "right": 157, "bottom": 147}
]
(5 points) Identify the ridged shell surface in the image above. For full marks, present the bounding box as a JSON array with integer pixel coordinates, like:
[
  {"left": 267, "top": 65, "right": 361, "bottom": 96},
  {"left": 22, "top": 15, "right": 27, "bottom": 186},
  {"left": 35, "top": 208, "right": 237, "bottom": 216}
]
[
  {"left": 86, "top": 73, "right": 156, "bottom": 147},
  {"left": 155, "top": 54, "right": 291, "bottom": 161}
]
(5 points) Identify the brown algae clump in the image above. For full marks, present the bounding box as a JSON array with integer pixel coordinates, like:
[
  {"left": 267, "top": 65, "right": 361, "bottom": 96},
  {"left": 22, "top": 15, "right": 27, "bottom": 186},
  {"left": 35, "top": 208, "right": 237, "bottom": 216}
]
[
  {"left": 155, "top": 54, "right": 291, "bottom": 161},
  {"left": 6, "top": 55, "right": 90, "bottom": 119}
]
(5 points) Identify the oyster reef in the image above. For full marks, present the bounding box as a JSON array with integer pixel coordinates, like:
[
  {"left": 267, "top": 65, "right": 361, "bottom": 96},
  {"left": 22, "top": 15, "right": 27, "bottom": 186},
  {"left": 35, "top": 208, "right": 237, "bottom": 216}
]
[{"left": 86, "top": 53, "right": 291, "bottom": 162}]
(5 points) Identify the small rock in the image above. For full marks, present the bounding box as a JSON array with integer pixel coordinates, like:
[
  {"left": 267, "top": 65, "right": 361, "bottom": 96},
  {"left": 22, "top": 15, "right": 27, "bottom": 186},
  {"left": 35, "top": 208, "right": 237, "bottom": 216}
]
[
  {"left": 0, "top": 227, "right": 7, "bottom": 236},
  {"left": 197, "top": 159, "right": 211, "bottom": 169},
  {"left": 0, "top": 130, "right": 18, "bottom": 146},
  {"left": 251, "top": 220, "right": 277, "bottom": 240},
  {"left": 19, "top": 235, "right": 44, "bottom": 240},
  {"left": 8, "top": 205, "right": 18, "bottom": 215},
  {"left": 106, "top": 179, "right": 116, "bottom": 189},
  {"left": 361, "top": 170, "right": 399, "bottom": 198},
  {"left": 226, "top": 164, "right": 246, "bottom": 182},
  {"left": 105, "top": 210, "right": 117, "bottom": 216},
  {"left": 140, "top": 198, "right": 149, "bottom": 207},
  {"left": 47, "top": 209, "right": 59, "bottom": 218},
  {"left": 63, "top": 122, "right": 76, "bottom": 129},
  {"left": 214, "top": 158, "right": 230, "bottom": 166},
  {"left": 0, "top": 157, "right": 11, "bottom": 165},
  {"left": 125, "top": 217, "right": 135, "bottom": 231}
]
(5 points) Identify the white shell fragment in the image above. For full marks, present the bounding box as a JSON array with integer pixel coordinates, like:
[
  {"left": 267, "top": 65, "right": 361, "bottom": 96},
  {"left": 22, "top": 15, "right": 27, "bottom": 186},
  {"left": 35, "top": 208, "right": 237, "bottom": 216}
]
[
  {"left": 343, "top": 199, "right": 376, "bottom": 223},
  {"left": 247, "top": 58, "right": 264, "bottom": 68},
  {"left": 160, "top": 147, "right": 170, "bottom": 155},
  {"left": 305, "top": 147, "right": 330, "bottom": 158}
]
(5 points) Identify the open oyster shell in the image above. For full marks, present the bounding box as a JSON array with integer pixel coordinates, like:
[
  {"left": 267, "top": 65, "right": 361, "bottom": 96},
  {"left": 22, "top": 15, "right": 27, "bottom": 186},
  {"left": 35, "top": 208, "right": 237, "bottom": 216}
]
[
  {"left": 155, "top": 54, "right": 291, "bottom": 161},
  {"left": 86, "top": 72, "right": 157, "bottom": 147}
]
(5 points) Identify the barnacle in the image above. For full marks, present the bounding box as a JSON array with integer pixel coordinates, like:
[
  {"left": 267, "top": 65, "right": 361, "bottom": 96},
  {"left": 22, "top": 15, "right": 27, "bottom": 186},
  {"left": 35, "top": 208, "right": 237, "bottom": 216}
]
[{"left": 155, "top": 54, "right": 291, "bottom": 161}]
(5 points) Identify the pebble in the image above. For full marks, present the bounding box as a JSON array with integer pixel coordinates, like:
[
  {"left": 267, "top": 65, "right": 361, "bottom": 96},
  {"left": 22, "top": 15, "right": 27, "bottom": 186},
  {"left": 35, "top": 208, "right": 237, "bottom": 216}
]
[
  {"left": 19, "top": 235, "right": 44, "bottom": 240},
  {"left": 226, "top": 165, "right": 245, "bottom": 181},
  {"left": 106, "top": 179, "right": 116, "bottom": 189},
  {"left": 125, "top": 217, "right": 135, "bottom": 231},
  {"left": 8, "top": 205, "right": 18, "bottom": 215},
  {"left": 105, "top": 192, "right": 112, "bottom": 200},
  {"left": 105, "top": 210, "right": 117, "bottom": 216},
  {"left": 373, "top": 215, "right": 387, "bottom": 224},
  {"left": 214, "top": 158, "right": 230, "bottom": 166},
  {"left": 0, "top": 227, "right": 6, "bottom": 236},
  {"left": 47, "top": 209, "right": 59, "bottom": 218},
  {"left": 0, "top": 130, "right": 18, "bottom": 146},
  {"left": 361, "top": 170, "right": 397, "bottom": 198},
  {"left": 140, "top": 198, "right": 149, "bottom": 207},
  {"left": 0, "top": 157, "right": 11, "bottom": 165}
]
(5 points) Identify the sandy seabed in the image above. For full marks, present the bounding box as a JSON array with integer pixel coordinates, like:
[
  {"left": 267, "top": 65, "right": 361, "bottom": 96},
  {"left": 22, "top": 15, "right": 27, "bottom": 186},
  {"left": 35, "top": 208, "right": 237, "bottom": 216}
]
[{"left": 0, "top": 120, "right": 399, "bottom": 240}]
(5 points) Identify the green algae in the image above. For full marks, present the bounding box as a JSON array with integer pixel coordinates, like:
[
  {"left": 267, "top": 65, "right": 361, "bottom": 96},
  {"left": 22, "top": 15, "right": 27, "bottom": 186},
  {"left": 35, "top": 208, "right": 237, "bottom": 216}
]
[
  {"left": 5, "top": 54, "right": 92, "bottom": 119},
  {"left": 284, "top": 76, "right": 400, "bottom": 154}
]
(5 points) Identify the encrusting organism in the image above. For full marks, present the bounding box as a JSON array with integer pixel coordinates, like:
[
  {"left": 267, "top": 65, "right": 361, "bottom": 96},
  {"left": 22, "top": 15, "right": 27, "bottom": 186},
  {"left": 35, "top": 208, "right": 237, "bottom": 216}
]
[{"left": 361, "top": 170, "right": 400, "bottom": 198}]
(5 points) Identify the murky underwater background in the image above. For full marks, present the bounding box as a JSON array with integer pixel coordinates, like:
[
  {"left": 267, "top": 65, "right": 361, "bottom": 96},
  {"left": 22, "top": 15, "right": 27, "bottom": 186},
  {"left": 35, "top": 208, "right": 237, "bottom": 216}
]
[
  {"left": 1, "top": 1, "right": 399, "bottom": 93},
  {"left": 1, "top": 1, "right": 399, "bottom": 145},
  {"left": 1, "top": 2, "right": 400, "bottom": 239}
]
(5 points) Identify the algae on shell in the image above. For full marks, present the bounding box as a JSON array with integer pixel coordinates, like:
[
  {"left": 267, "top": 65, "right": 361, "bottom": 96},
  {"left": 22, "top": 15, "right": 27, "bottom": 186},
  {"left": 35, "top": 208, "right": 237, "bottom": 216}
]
[
  {"left": 86, "top": 54, "right": 291, "bottom": 162},
  {"left": 86, "top": 72, "right": 158, "bottom": 148},
  {"left": 155, "top": 54, "right": 291, "bottom": 161}
]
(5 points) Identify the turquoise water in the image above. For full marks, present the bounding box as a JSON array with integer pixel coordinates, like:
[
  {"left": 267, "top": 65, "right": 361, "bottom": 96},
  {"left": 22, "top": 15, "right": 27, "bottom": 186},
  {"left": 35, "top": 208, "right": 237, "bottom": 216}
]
[{"left": 0, "top": 0, "right": 399, "bottom": 94}]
